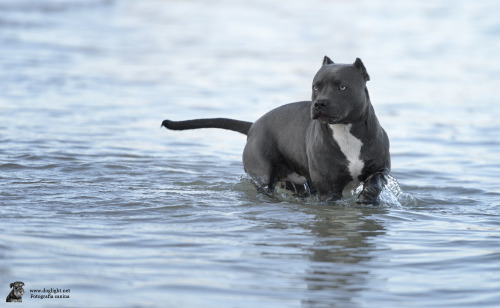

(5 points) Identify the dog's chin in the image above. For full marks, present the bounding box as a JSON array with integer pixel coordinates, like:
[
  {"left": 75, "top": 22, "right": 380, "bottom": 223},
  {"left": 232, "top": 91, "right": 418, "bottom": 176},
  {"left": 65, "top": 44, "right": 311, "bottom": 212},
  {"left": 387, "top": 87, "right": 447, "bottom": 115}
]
[{"left": 314, "top": 115, "right": 341, "bottom": 124}]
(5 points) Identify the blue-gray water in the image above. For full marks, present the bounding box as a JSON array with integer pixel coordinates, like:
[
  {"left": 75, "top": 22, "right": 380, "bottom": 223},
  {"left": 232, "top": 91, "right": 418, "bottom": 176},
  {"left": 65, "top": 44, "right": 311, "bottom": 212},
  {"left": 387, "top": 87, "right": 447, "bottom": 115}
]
[{"left": 1, "top": 0, "right": 499, "bottom": 307}]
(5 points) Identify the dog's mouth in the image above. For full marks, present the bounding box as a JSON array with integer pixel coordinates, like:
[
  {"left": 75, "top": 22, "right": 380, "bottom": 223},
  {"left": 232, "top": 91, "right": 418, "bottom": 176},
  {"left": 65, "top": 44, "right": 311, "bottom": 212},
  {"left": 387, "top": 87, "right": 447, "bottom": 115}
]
[
  {"left": 311, "top": 107, "right": 347, "bottom": 124},
  {"left": 312, "top": 114, "right": 342, "bottom": 124}
]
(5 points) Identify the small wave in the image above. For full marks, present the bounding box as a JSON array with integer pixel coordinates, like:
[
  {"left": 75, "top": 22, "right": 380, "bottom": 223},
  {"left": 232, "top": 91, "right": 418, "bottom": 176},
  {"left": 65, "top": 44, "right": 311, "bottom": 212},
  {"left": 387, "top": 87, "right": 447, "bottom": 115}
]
[{"left": 0, "top": 163, "right": 25, "bottom": 169}]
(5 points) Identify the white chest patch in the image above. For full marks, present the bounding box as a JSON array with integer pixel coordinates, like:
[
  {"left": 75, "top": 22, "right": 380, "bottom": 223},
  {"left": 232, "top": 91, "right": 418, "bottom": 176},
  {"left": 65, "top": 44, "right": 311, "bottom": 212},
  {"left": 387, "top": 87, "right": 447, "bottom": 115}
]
[{"left": 329, "top": 124, "right": 364, "bottom": 181}]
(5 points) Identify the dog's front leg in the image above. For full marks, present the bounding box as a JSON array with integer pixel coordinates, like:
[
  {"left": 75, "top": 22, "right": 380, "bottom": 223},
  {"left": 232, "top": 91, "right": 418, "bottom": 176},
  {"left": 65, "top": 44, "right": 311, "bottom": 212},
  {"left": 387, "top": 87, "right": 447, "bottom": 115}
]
[
  {"left": 318, "top": 191, "right": 343, "bottom": 202},
  {"left": 314, "top": 180, "right": 345, "bottom": 202},
  {"left": 309, "top": 166, "right": 349, "bottom": 203},
  {"left": 357, "top": 172, "right": 387, "bottom": 205}
]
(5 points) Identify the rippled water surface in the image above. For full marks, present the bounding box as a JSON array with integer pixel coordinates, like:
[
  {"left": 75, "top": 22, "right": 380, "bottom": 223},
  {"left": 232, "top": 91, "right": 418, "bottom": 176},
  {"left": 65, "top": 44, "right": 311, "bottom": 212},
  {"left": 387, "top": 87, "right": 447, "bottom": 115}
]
[{"left": 1, "top": 0, "right": 500, "bottom": 307}]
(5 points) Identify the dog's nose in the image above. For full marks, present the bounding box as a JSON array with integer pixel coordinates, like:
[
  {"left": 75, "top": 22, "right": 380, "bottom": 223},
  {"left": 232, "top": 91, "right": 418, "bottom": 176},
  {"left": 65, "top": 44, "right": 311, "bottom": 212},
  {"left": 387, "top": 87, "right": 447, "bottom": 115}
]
[{"left": 314, "top": 100, "right": 328, "bottom": 111}]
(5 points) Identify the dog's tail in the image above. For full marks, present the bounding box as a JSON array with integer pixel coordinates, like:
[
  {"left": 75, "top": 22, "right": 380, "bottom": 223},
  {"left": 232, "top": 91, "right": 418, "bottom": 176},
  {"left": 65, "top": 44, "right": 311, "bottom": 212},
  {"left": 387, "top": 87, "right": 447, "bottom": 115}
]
[{"left": 161, "top": 118, "right": 252, "bottom": 135}]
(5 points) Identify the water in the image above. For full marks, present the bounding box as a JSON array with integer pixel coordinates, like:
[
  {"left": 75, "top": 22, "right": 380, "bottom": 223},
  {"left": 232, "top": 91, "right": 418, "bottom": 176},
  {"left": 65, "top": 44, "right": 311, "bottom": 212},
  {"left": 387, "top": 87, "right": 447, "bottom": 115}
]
[{"left": 1, "top": 0, "right": 499, "bottom": 307}]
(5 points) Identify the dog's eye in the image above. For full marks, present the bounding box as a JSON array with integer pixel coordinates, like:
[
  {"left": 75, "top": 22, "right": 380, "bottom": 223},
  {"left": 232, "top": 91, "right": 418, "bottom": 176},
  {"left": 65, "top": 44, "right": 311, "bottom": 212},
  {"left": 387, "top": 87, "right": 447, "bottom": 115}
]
[
  {"left": 313, "top": 85, "right": 319, "bottom": 91},
  {"left": 339, "top": 85, "right": 346, "bottom": 91}
]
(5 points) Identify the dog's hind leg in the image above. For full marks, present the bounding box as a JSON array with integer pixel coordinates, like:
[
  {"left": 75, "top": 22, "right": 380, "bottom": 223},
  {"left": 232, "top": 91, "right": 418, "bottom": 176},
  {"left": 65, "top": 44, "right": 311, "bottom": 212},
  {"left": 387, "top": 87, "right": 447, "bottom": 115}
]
[
  {"left": 245, "top": 162, "right": 279, "bottom": 196},
  {"left": 242, "top": 140, "right": 280, "bottom": 195}
]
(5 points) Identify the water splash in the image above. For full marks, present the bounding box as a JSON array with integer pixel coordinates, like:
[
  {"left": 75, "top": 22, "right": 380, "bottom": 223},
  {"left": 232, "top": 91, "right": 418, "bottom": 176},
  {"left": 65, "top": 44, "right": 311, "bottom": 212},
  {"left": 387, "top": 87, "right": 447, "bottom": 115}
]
[
  {"left": 350, "top": 174, "right": 417, "bottom": 207},
  {"left": 240, "top": 174, "right": 416, "bottom": 207}
]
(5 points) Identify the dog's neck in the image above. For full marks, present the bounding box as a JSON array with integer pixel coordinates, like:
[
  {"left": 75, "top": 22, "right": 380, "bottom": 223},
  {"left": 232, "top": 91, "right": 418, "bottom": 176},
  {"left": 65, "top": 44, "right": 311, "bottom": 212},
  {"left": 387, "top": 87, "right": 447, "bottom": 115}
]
[{"left": 346, "top": 94, "right": 381, "bottom": 141}]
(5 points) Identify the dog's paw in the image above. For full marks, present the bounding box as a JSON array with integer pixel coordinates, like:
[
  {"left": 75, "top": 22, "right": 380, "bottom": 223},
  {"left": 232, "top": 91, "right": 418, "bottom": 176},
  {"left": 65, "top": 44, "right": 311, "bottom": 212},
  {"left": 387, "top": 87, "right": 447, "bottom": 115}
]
[
  {"left": 357, "top": 185, "right": 382, "bottom": 206},
  {"left": 357, "top": 172, "right": 387, "bottom": 206},
  {"left": 356, "top": 193, "right": 380, "bottom": 206}
]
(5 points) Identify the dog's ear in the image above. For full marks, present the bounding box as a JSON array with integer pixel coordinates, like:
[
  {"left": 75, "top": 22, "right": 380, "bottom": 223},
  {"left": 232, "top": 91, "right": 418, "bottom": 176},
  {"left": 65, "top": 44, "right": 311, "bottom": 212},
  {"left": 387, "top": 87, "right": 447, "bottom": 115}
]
[
  {"left": 354, "top": 58, "right": 370, "bottom": 81},
  {"left": 19, "top": 282, "right": 24, "bottom": 287},
  {"left": 10, "top": 283, "right": 14, "bottom": 288},
  {"left": 322, "top": 56, "right": 334, "bottom": 65}
]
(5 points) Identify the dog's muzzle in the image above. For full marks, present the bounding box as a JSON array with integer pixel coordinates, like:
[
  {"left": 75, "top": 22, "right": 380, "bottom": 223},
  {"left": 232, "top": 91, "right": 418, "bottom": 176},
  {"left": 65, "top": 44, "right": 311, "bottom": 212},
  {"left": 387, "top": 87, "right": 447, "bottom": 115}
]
[
  {"left": 311, "top": 101, "right": 343, "bottom": 124},
  {"left": 13, "top": 288, "right": 24, "bottom": 297}
]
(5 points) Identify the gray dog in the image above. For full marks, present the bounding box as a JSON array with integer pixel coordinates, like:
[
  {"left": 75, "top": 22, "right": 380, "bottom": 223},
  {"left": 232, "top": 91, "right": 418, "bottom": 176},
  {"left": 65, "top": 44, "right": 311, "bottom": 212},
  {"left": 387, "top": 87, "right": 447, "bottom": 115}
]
[
  {"left": 6, "top": 281, "right": 24, "bottom": 302},
  {"left": 162, "top": 57, "right": 390, "bottom": 205}
]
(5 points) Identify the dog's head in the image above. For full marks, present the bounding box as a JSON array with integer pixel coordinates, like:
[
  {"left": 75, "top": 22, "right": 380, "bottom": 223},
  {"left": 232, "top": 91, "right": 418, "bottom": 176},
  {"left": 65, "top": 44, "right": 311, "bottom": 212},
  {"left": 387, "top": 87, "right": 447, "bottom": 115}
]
[
  {"left": 9, "top": 281, "right": 24, "bottom": 298},
  {"left": 311, "top": 56, "right": 370, "bottom": 124}
]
